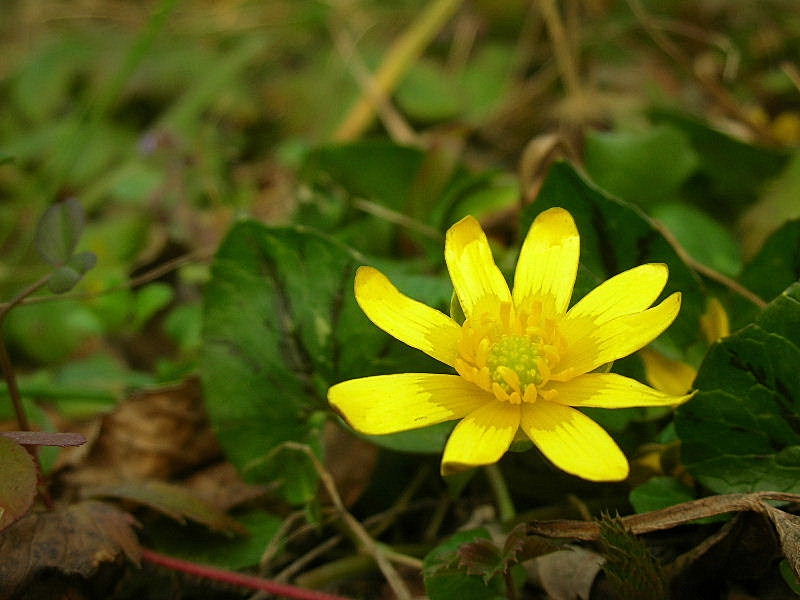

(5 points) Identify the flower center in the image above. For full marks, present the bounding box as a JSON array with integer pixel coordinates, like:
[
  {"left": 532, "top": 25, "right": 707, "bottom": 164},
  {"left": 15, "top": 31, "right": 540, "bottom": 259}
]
[
  {"left": 487, "top": 335, "right": 546, "bottom": 390},
  {"left": 454, "top": 304, "right": 562, "bottom": 405}
]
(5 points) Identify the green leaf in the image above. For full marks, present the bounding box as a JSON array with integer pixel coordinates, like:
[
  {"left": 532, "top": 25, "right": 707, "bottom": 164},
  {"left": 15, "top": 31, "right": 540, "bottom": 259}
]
[
  {"left": 423, "top": 529, "right": 506, "bottom": 600},
  {"left": 48, "top": 249, "right": 96, "bottom": 293},
  {"left": 651, "top": 202, "right": 742, "bottom": 277},
  {"left": 651, "top": 109, "right": 788, "bottom": 211},
  {"left": 47, "top": 266, "right": 83, "bottom": 294},
  {"left": 35, "top": 198, "right": 85, "bottom": 266},
  {"left": 202, "top": 222, "right": 344, "bottom": 502},
  {"left": 522, "top": 161, "right": 705, "bottom": 355},
  {"left": 740, "top": 150, "right": 800, "bottom": 256},
  {"left": 302, "top": 141, "right": 425, "bottom": 211},
  {"left": 731, "top": 219, "right": 800, "bottom": 328},
  {"left": 149, "top": 510, "right": 283, "bottom": 571},
  {"left": 132, "top": 283, "right": 174, "bottom": 330},
  {"left": 629, "top": 476, "right": 695, "bottom": 513},
  {"left": 0, "top": 437, "right": 37, "bottom": 532},
  {"left": 585, "top": 125, "right": 699, "bottom": 205},
  {"left": 396, "top": 59, "right": 462, "bottom": 123},
  {"left": 5, "top": 301, "right": 103, "bottom": 364},
  {"left": 68, "top": 251, "right": 98, "bottom": 274},
  {"left": 85, "top": 480, "right": 247, "bottom": 535},
  {"left": 675, "top": 283, "right": 800, "bottom": 493}
]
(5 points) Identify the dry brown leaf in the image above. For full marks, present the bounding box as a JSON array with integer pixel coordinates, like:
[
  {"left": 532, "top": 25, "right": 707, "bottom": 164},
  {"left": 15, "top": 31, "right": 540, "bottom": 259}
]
[
  {"left": 529, "top": 546, "right": 604, "bottom": 600},
  {"left": 182, "top": 461, "right": 267, "bottom": 512},
  {"left": 82, "top": 479, "right": 247, "bottom": 535},
  {"left": 526, "top": 491, "right": 800, "bottom": 540},
  {"left": 64, "top": 378, "right": 219, "bottom": 487},
  {"left": 325, "top": 421, "right": 379, "bottom": 508},
  {"left": 0, "top": 500, "right": 140, "bottom": 599}
]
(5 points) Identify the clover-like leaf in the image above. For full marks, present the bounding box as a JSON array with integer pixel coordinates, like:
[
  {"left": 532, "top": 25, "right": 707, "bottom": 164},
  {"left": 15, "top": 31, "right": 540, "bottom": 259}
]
[{"left": 34, "top": 198, "right": 85, "bottom": 266}]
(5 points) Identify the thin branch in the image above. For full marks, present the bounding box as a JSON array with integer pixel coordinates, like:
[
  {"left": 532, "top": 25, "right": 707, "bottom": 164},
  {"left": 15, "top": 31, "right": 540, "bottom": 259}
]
[
  {"left": 652, "top": 219, "right": 767, "bottom": 309},
  {"left": 283, "top": 442, "right": 415, "bottom": 600},
  {"left": 626, "top": 0, "right": 774, "bottom": 144},
  {"left": 0, "top": 274, "right": 51, "bottom": 322},
  {"left": 0, "top": 247, "right": 214, "bottom": 312},
  {"left": 329, "top": 22, "right": 420, "bottom": 145},
  {"left": 332, "top": 0, "right": 464, "bottom": 141},
  {"left": 539, "top": 0, "right": 582, "bottom": 98},
  {"left": 352, "top": 199, "right": 442, "bottom": 240}
]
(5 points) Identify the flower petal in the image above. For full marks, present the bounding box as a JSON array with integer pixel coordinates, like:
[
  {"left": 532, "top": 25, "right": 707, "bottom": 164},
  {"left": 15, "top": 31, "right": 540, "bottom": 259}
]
[
  {"left": 355, "top": 266, "right": 462, "bottom": 366},
  {"left": 566, "top": 263, "right": 668, "bottom": 324},
  {"left": 521, "top": 402, "right": 628, "bottom": 481},
  {"left": 641, "top": 349, "right": 697, "bottom": 396},
  {"left": 554, "top": 292, "right": 682, "bottom": 379},
  {"left": 513, "top": 207, "right": 580, "bottom": 314},
  {"left": 441, "top": 401, "right": 520, "bottom": 475},
  {"left": 546, "top": 372, "right": 693, "bottom": 408},
  {"left": 329, "top": 374, "right": 491, "bottom": 435},
  {"left": 445, "top": 216, "right": 511, "bottom": 318}
]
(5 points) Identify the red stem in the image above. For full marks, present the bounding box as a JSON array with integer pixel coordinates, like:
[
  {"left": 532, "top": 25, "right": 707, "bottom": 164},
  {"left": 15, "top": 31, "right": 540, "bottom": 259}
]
[{"left": 140, "top": 548, "right": 354, "bottom": 600}]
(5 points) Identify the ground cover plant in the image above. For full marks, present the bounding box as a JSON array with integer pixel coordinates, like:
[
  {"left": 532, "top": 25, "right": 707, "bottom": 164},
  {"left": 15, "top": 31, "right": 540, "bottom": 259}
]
[{"left": 1, "top": 0, "right": 800, "bottom": 598}]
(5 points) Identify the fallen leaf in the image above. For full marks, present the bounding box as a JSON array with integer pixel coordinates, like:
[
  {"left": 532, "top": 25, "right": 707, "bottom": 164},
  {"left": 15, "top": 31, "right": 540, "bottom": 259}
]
[
  {"left": 83, "top": 479, "right": 247, "bottom": 535},
  {"left": 64, "top": 378, "right": 219, "bottom": 487},
  {"left": 0, "top": 436, "right": 37, "bottom": 532},
  {"left": 526, "top": 491, "right": 800, "bottom": 540},
  {"left": 529, "top": 546, "right": 604, "bottom": 600},
  {"left": 325, "top": 421, "right": 378, "bottom": 508},
  {"left": 182, "top": 462, "right": 267, "bottom": 512},
  {"left": 0, "top": 500, "right": 140, "bottom": 599}
]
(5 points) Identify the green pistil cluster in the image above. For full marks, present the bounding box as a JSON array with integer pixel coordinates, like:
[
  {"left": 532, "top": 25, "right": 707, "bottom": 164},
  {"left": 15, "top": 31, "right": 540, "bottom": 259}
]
[{"left": 487, "top": 334, "right": 544, "bottom": 391}]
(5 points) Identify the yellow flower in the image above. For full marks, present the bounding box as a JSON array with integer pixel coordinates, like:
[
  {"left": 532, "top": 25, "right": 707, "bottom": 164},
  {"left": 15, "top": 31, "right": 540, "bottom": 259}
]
[{"left": 328, "top": 208, "right": 692, "bottom": 481}]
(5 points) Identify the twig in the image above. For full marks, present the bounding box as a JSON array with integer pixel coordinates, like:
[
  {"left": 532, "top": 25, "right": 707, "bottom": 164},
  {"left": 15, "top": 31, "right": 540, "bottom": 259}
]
[
  {"left": 141, "top": 548, "right": 353, "bottom": 600},
  {"left": 329, "top": 22, "right": 420, "bottom": 145},
  {"left": 333, "top": 0, "right": 464, "bottom": 141},
  {"left": 0, "top": 247, "right": 214, "bottom": 312},
  {"left": 652, "top": 218, "right": 767, "bottom": 309},
  {"left": 352, "top": 199, "right": 442, "bottom": 240},
  {"left": 539, "top": 0, "right": 581, "bottom": 98},
  {"left": 258, "top": 510, "right": 307, "bottom": 574},
  {"left": 625, "top": 0, "right": 774, "bottom": 144},
  {"left": 0, "top": 274, "right": 51, "bottom": 322},
  {"left": 283, "top": 442, "right": 415, "bottom": 600},
  {"left": 527, "top": 491, "right": 800, "bottom": 541},
  {"left": 0, "top": 274, "right": 53, "bottom": 485},
  {"left": 782, "top": 62, "right": 800, "bottom": 94},
  {"left": 274, "top": 535, "right": 345, "bottom": 585}
]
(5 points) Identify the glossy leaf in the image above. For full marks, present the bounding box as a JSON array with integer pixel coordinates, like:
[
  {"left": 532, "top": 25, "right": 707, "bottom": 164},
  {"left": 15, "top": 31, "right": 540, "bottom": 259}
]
[{"left": 676, "top": 283, "right": 800, "bottom": 493}]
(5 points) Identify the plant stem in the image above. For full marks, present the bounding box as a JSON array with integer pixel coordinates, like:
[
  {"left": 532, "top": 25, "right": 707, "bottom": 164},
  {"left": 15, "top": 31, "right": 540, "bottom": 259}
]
[
  {"left": 0, "top": 273, "right": 51, "bottom": 432},
  {"left": 0, "top": 338, "right": 29, "bottom": 431},
  {"left": 484, "top": 464, "right": 515, "bottom": 523},
  {"left": 333, "top": 0, "right": 464, "bottom": 141},
  {"left": 140, "top": 548, "right": 352, "bottom": 600}
]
